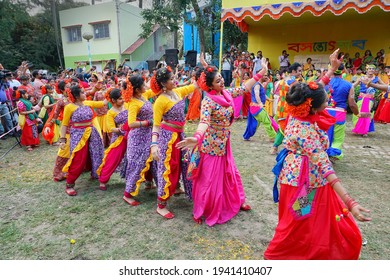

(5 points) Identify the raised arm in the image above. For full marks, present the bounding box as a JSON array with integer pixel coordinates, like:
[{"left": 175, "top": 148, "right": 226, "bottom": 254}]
[{"left": 245, "top": 57, "right": 268, "bottom": 92}]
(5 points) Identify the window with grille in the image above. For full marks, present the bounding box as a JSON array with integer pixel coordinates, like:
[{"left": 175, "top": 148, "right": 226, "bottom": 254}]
[
  {"left": 93, "top": 23, "right": 110, "bottom": 39},
  {"left": 67, "top": 26, "right": 82, "bottom": 42}
]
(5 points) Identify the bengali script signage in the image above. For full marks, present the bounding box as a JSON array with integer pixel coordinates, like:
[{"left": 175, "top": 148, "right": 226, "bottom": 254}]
[{"left": 287, "top": 40, "right": 367, "bottom": 53}]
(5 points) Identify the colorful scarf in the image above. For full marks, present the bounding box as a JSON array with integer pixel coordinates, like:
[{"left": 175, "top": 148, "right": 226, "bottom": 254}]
[
  {"left": 19, "top": 98, "right": 37, "bottom": 120},
  {"left": 207, "top": 89, "right": 233, "bottom": 107}
]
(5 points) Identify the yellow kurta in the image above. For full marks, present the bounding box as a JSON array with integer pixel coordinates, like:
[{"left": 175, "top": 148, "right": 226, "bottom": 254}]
[{"left": 153, "top": 85, "right": 195, "bottom": 126}]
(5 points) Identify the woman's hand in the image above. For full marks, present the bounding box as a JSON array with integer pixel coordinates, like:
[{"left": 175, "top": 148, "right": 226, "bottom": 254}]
[
  {"left": 350, "top": 204, "right": 371, "bottom": 222},
  {"left": 260, "top": 57, "right": 268, "bottom": 73},
  {"left": 176, "top": 137, "right": 197, "bottom": 150},
  {"left": 192, "top": 78, "right": 199, "bottom": 89},
  {"left": 151, "top": 146, "right": 160, "bottom": 161},
  {"left": 329, "top": 48, "right": 342, "bottom": 72},
  {"left": 200, "top": 52, "right": 208, "bottom": 68}
]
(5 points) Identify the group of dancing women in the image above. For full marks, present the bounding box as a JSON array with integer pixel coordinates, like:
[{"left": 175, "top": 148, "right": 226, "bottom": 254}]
[
  {"left": 16, "top": 49, "right": 375, "bottom": 260},
  {"left": 43, "top": 60, "right": 251, "bottom": 226}
]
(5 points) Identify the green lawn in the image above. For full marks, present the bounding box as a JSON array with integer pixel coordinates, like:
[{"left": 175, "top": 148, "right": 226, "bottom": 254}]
[{"left": 0, "top": 116, "right": 389, "bottom": 260}]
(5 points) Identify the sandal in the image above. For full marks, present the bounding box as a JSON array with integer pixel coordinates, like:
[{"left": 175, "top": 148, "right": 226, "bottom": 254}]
[
  {"left": 122, "top": 196, "right": 140, "bottom": 206},
  {"left": 156, "top": 201, "right": 174, "bottom": 219},
  {"left": 99, "top": 183, "right": 107, "bottom": 191},
  {"left": 65, "top": 184, "right": 77, "bottom": 196},
  {"left": 193, "top": 216, "right": 202, "bottom": 224},
  {"left": 240, "top": 203, "right": 251, "bottom": 211}
]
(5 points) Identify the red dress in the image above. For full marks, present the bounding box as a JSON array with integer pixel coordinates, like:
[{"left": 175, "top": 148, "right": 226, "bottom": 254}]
[{"left": 264, "top": 114, "right": 362, "bottom": 260}]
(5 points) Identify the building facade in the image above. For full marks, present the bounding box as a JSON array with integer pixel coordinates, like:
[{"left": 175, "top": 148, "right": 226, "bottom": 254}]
[{"left": 59, "top": 0, "right": 173, "bottom": 71}]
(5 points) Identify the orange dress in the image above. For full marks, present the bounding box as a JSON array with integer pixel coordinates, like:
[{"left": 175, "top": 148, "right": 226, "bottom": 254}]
[{"left": 186, "top": 88, "right": 201, "bottom": 121}]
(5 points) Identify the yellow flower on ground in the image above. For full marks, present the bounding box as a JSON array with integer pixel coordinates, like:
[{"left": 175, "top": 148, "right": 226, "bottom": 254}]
[{"left": 70, "top": 239, "right": 76, "bottom": 244}]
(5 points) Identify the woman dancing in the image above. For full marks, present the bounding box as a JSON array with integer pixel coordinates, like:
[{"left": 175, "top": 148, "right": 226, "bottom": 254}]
[
  {"left": 150, "top": 66, "right": 196, "bottom": 219},
  {"left": 264, "top": 50, "right": 371, "bottom": 259},
  {"left": 177, "top": 66, "right": 251, "bottom": 226},
  {"left": 123, "top": 75, "right": 158, "bottom": 206},
  {"left": 59, "top": 85, "right": 108, "bottom": 196}
]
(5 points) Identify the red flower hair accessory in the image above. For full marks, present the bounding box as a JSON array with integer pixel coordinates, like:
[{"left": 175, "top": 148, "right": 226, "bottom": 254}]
[
  {"left": 198, "top": 72, "right": 209, "bottom": 92},
  {"left": 150, "top": 75, "right": 161, "bottom": 94},
  {"left": 104, "top": 88, "right": 113, "bottom": 102},
  {"left": 308, "top": 81, "right": 318, "bottom": 90},
  {"left": 15, "top": 90, "right": 21, "bottom": 100},
  {"left": 66, "top": 88, "right": 75, "bottom": 103},
  {"left": 122, "top": 81, "right": 133, "bottom": 102},
  {"left": 166, "top": 66, "right": 172, "bottom": 73},
  {"left": 286, "top": 98, "right": 312, "bottom": 118},
  {"left": 206, "top": 67, "right": 214, "bottom": 73},
  {"left": 41, "top": 85, "right": 47, "bottom": 95}
]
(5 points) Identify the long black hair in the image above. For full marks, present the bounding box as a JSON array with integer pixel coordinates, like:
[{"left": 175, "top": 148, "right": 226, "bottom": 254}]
[{"left": 286, "top": 82, "right": 327, "bottom": 110}]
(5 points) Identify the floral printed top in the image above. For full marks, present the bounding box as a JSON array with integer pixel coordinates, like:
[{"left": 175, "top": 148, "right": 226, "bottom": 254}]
[
  {"left": 279, "top": 117, "right": 334, "bottom": 188},
  {"left": 199, "top": 95, "right": 233, "bottom": 156}
]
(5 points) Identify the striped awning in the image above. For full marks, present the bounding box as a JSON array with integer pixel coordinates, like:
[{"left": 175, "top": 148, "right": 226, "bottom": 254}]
[{"left": 221, "top": 0, "right": 390, "bottom": 32}]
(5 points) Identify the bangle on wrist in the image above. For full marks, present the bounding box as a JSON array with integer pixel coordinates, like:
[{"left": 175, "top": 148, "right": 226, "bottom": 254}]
[
  {"left": 329, "top": 178, "right": 340, "bottom": 187},
  {"left": 152, "top": 132, "right": 159, "bottom": 138},
  {"left": 321, "top": 75, "right": 330, "bottom": 85},
  {"left": 253, "top": 73, "right": 262, "bottom": 82},
  {"left": 139, "top": 121, "right": 142, "bottom": 128}
]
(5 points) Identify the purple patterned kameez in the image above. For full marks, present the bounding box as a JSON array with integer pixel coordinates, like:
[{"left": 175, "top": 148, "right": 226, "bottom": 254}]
[
  {"left": 66, "top": 106, "right": 104, "bottom": 179},
  {"left": 125, "top": 101, "right": 157, "bottom": 196},
  {"left": 156, "top": 99, "right": 192, "bottom": 200}
]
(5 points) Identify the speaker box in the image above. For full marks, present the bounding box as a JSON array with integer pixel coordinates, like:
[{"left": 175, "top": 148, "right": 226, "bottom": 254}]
[
  {"left": 165, "top": 48, "right": 179, "bottom": 68},
  {"left": 185, "top": 50, "right": 197, "bottom": 67},
  {"left": 147, "top": 60, "right": 159, "bottom": 71}
]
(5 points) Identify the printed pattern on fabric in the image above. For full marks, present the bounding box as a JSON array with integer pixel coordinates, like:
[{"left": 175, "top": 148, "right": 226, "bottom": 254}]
[
  {"left": 111, "top": 110, "right": 128, "bottom": 143},
  {"left": 279, "top": 117, "right": 334, "bottom": 188},
  {"left": 199, "top": 96, "right": 233, "bottom": 156},
  {"left": 156, "top": 99, "right": 192, "bottom": 199},
  {"left": 125, "top": 102, "right": 154, "bottom": 194},
  {"left": 69, "top": 106, "right": 104, "bottom": 178}
]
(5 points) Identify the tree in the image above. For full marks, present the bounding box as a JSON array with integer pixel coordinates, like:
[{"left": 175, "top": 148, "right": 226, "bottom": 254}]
[
  {"left": 140, "top": 0, "right": 221, "bottom": 55},
  {"left": 222, "top": 20, "right": 248, "bottom": 52},
  {"left": 0, "top": 0, "right": 30, "bottom": 69},
  {"left": 0, "top": 0, "right": 87, "bottom": 71}
]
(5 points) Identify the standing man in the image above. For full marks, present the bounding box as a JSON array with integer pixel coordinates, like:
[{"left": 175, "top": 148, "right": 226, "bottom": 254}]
[
  {"left": 0, "top": 76, "right": 14, "bottom": 139},
  {"left": 327, "top": 64, "right": 359, "bottom": 161},
  {"left": 221, "top": 52, "right": 233, "bottom": 86},
  {"left": 278, "top": 50, "right": 290, "bottom": 75},
  {"left": 252, "top": 50, "right": 263, "bottom": 76}
]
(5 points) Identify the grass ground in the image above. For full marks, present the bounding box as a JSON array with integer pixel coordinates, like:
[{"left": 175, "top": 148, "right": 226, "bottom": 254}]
[{"left": 0, "top": 115, "right": 389, "bottom": 260}]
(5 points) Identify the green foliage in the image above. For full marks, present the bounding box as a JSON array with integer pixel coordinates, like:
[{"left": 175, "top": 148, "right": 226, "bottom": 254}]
[
  {"left": 223, "top": 21, "right": 248, "bottom": 52},
  {"left": 0, "top": 0, "right": 87, "bottom": 71}
]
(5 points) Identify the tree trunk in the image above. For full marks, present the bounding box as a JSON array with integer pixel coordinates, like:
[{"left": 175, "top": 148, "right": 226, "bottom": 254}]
[{"left": 190, "top": 0, "right": 206, "bottom": 53}]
